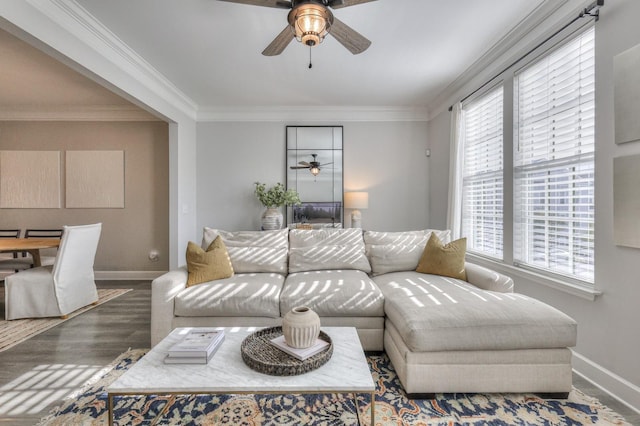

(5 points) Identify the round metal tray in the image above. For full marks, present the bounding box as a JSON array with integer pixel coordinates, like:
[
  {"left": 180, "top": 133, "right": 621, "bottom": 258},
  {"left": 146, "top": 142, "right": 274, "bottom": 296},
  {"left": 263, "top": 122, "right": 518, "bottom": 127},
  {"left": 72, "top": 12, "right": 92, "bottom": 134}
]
[{"left": 240, "top": 326, "right": 333, "bottom": 376}]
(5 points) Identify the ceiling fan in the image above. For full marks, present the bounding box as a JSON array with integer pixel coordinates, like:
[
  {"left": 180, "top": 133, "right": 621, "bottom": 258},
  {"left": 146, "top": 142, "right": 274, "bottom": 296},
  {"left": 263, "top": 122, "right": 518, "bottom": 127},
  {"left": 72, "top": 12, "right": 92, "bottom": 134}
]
[
  {"left": 218, "top": 0, "right": 375, "bottom": 56},
  {"left": 290, "top": 154, "right": 333, "bottom": 176}
]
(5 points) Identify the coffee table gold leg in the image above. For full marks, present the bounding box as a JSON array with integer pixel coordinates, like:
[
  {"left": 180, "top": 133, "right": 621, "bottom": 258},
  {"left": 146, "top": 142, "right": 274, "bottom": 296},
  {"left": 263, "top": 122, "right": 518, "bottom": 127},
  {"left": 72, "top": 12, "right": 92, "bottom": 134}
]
[
  {"left": 353, "top": 393, "right": 362, "bottom": 425},
  {"left": 370, "top": 391, "right": 375, "bottom": 426}
]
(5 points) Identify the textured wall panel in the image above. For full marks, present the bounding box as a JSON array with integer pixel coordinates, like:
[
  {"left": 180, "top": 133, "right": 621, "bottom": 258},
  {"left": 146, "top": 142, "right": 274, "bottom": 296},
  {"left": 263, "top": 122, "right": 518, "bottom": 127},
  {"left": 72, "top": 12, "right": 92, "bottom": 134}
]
[
  {"left": 66, "top": 150, "right": 124, "bottom": 208},
  {"left": 0, "top": 150, "right": 61, "bottom": 208},
  {"left": 614, "top": 154, "right": 640, "bottom": 248},
  {"left": 614, "top": 42, "right": 640, "bottom": 144}
]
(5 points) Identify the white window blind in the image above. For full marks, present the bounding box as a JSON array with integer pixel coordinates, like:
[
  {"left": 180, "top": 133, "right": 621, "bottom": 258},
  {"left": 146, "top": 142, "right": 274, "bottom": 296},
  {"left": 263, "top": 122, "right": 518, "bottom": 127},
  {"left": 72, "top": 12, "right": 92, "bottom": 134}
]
[
  {"left": 461, "top": 86, "right": 504, "bottom": 259},
  {"left": 514, "top": 27, "right": 595, "bottom": 282}
]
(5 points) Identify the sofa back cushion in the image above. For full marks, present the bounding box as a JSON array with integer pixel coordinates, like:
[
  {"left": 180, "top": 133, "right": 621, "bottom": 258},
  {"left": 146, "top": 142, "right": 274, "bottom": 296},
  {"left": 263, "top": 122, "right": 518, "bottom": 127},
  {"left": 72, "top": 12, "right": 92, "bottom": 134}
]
[
  {"left": 288, "top": 228, "right": 371, "bottom": 273},
  {"left": 364, "top": 229, "right": 451, "bottom": 276},
  {"left": 202, "top": 228, "right": 288, "bottom": 274}
]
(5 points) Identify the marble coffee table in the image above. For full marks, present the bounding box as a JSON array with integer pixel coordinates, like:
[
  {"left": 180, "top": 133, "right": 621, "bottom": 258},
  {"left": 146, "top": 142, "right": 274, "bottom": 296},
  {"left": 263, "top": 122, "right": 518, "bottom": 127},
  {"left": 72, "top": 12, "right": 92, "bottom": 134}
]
[{"left": 107, "top": 326, "right": 376, "bottom": 425}]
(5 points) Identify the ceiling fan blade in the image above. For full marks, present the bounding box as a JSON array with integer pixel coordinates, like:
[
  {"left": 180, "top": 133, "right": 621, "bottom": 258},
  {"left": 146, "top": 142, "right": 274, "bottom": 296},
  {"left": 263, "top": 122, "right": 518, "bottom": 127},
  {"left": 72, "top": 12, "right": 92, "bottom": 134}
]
[
  {"left": 319, "top": 162, "right": 333, "bottom": 166},
  {"left": 217, "top": 0, "right": 291, "bottom": 9},
  {"left": 329, "top": 0, "right": 377, "bottom": 9},
  {"left": 329, "top": 17, "right": 371, "bottom": 54},
  {"left": 262, "top": 25, "right": 295, "bottom": 56},
  {"left": 290, "top": 166, "right": 311, "bottom": 169},
  {"left": 298, "top": 161, "right": 310, "bottom": 166}
]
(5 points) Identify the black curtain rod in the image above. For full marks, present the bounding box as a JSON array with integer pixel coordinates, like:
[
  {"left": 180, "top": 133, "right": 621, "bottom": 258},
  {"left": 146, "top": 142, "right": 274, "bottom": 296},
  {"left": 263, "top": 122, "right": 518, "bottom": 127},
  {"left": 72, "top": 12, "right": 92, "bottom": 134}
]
[{"left": 448, "top": 0, "right": 604, "bottom": 112}]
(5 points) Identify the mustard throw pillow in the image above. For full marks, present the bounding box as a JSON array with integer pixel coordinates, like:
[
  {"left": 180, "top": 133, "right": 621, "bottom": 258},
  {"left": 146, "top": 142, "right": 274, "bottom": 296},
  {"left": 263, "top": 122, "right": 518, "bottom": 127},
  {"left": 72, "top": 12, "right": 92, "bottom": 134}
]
[
  {"left": 186, "top": 236, "right": 234, "bottom": 287},
  {"left": 415, "top": 233, "right": 467, "bottom": 280}
]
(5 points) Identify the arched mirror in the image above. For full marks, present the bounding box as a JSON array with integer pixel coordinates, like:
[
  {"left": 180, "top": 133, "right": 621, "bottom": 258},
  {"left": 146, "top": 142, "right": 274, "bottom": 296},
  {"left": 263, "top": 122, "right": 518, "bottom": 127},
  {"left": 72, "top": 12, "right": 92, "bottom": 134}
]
[{"left": 286, "top": 126, "right": 343, "bottom": 228}]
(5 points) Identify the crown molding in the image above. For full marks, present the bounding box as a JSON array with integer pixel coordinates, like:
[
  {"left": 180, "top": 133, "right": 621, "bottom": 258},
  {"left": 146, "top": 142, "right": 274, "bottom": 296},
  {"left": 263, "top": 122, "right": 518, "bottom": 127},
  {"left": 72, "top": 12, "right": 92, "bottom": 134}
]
[
  {"left": 426, "top": 0, "right": 573, "bottom": 118},
  {"left": 25, "top": 0, "right": 198, "bottom": 121},
  {"left": 0, "top": 105, "right": 161, "bottom": 121},
  {"left": 0, "top": 104, "right": 428, "bottom": 123},
  {"left": 197, "top": 106, "right": 429, "bottom": 122}
]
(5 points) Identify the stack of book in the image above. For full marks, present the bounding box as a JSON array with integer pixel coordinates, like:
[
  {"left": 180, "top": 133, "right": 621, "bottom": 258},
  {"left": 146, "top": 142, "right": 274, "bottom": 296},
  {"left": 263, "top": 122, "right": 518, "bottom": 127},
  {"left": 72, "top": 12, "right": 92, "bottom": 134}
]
[
  {"left": 164, "top": 328, "right": 225, "bottom": 364},
  {"left": 269, "top": 335, "right": 329, "bottom": 361}
]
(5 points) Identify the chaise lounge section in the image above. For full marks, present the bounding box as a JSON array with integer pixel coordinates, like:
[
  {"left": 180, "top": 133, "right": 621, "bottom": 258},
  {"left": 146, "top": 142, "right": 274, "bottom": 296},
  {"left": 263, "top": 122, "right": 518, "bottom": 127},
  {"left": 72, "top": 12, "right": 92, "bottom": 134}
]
[
  {"left": 375, "top": 269, "right": 576, "bottom": 397},
  {"left": 151, "top": 227, "right": 577, "bottom": 397}
]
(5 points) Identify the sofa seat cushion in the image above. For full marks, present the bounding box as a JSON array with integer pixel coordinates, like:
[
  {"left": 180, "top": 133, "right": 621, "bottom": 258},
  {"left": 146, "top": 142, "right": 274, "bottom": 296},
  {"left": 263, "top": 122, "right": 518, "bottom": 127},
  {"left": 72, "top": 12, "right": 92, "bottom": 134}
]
[
  {"left": 280, "top": 269, "right": 384, "bottom": 317},
  {"left": 174, "top": 273, "right": 285, "bottom": 318},
  {"left": 373, "top": 271, "right": 577, "bottom": 352}
]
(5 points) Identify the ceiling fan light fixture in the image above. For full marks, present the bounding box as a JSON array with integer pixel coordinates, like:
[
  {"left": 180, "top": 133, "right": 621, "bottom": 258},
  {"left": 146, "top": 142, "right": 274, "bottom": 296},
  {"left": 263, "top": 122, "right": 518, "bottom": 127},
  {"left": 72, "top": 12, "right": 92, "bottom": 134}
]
[
  {"left": 310, "top": 166, "right": 321, "bottom": 176},
  {"left": 288, "top": 3, "right": 333, "bottom": 47}
]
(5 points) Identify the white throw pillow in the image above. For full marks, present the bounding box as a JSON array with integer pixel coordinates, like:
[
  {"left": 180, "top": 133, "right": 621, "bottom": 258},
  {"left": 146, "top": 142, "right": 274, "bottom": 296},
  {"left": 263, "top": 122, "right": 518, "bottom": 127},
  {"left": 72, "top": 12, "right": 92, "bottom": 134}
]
[
  {"left": 288, "top": 228, "right": 371, "bottom": 273},
  {"left": 364, "top": 229, "right": 451, "bottom": 275},
  {"left": 201, "top": 228, "right": 288, "bottom": 274},
  {"left": 288, "top": 245, "right": 372, "bottom": 273},
  {"left": 289, "top": 228, "right": 365, "bottom": 248},
  {"left": 367, "top": 244, "right": 425, "bottom": 276}
]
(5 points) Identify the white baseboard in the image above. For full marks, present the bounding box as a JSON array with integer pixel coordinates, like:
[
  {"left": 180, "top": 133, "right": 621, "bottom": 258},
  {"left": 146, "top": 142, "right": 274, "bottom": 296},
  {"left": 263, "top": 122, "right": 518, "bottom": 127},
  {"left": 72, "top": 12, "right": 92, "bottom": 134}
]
[
  {"left": 95, "top": 270, "right": 166, "bottom": 281},
  {"left": 3, "top": 270, "right": 165, "bottom": 281},
  {"left": 572, "top": 351, "right": 640, "bottom": 414}
]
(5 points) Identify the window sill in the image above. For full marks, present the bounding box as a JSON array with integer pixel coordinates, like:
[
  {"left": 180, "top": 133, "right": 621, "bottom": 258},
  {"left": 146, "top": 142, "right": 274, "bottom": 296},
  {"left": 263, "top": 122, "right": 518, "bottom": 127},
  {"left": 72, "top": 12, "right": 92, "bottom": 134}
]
[{"left": 466, "top": 253, "right": 602, "bottom": 301}]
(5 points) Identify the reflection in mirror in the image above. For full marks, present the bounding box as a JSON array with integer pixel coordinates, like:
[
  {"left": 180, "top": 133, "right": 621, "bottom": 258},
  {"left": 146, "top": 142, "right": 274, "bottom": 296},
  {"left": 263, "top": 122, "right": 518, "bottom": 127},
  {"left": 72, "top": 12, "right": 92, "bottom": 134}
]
[{"left": 286, "top": 126, "right": 343, "bottom": 228}]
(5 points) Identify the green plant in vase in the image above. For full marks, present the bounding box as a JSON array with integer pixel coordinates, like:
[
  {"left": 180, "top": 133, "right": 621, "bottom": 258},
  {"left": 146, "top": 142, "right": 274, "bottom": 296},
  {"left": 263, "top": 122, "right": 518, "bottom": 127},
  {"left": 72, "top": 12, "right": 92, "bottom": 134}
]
[{"left": 254, "top": 182, "right": 301, "bottom": 230}]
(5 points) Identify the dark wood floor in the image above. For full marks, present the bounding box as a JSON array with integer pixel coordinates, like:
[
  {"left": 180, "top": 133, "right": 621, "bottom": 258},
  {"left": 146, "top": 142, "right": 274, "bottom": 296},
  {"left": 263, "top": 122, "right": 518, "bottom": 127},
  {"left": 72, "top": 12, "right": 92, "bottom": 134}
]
[
  {"left": 0, "top": 280, "right": 637, "bottom": 425},
  {"left": 0, "top": 280, "right": 151, "bottom": 425}
]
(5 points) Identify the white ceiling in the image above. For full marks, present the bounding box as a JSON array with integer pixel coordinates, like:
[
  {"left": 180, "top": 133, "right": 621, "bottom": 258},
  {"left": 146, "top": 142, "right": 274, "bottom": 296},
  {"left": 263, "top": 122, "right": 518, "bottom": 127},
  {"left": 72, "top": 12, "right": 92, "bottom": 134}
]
[{"left": 2, "top": 0, "right": 548, "bottom": 113}]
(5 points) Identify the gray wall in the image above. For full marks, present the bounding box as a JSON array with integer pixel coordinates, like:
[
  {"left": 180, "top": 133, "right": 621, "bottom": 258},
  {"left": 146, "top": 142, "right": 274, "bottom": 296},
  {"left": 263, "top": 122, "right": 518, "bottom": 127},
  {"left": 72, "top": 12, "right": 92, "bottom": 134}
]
[
  {"left": 427, "top": 111, "right": 451, "bottom": 230},
  {"left": 0, "top": 121, "right": 170, "bottom": 271},
  {"left": 426, "top": 0, "right": 640, "bottom": 410},
  {"left": 196, "top": 121, "right": 430, "bottom": 234}
]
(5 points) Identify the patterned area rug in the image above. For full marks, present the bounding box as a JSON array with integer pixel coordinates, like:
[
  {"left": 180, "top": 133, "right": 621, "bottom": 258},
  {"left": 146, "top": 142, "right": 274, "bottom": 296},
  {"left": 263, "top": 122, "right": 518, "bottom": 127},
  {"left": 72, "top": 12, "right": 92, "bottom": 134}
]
[
  {"left": 0, "top": 288, "right": 131, "bottom": 352},
  {"left": 38, "top": 349, "right": 630, "bottom": 425}
]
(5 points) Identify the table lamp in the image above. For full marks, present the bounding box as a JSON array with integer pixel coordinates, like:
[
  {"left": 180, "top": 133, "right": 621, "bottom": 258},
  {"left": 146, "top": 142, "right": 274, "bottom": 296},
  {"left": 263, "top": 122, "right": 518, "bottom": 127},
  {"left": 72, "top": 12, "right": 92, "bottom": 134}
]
[{"left": 344, "top": 192, "right": 369, "bottom": 228}]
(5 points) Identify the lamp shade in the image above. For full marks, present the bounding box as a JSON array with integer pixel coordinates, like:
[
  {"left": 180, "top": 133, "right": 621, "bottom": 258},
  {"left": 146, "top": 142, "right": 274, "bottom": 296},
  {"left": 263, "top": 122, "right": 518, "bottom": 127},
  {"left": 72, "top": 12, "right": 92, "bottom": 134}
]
[{"left": 344, "top": 192, "right": 369, "bottom": 210}]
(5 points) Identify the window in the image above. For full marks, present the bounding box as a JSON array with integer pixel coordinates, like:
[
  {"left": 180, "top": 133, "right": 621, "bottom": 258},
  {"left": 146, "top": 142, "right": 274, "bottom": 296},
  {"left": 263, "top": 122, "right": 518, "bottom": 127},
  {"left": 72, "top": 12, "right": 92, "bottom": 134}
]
[
  {"left": 457, "top": 26, "right": 595, "bottom": 285},
  {"left": 514, "top": 27, "right": 595, "bottom": 282},
  {"left": 461, "top": 86, "right": 504, "bottom": 259}
]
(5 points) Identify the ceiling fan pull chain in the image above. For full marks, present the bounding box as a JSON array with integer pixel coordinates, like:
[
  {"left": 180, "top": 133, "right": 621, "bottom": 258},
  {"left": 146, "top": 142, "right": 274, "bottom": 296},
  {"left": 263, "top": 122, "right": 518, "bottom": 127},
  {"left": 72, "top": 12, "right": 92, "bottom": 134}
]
[{"left": 309, "top": 46, "right": 313, "bottom": 69}]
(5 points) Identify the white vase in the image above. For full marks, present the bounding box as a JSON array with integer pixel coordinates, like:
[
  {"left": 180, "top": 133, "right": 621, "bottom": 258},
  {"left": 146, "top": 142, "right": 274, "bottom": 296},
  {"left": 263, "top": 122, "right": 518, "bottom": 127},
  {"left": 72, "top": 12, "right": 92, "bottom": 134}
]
[
  {"left": 261, "top": 207, "right": 283, "bottom": 230},
  {"left": 282, "top": 306, "right": 321, "bottom": 349}
]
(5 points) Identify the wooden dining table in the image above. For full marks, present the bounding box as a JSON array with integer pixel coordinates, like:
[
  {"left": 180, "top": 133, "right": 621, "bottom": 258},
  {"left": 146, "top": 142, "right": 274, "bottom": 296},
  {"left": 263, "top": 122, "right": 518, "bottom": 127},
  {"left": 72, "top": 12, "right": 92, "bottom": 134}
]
[{"left": 0, "top": 238, "right": 61, "bottom": 268}]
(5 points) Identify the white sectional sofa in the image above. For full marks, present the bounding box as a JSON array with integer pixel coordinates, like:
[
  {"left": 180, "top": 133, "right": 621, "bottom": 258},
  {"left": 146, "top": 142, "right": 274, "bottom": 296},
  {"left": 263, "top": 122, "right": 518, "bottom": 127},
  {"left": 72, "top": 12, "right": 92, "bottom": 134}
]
[{"left": 151, "top": 227, "right": 577, "bottom": 397}]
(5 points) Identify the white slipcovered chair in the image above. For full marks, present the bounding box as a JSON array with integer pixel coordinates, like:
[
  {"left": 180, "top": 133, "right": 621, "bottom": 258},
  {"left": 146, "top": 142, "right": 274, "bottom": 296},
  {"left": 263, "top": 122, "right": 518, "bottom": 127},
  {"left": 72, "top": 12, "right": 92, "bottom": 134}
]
[{"left": 4, "top": 223, "right": 102, "bottom": 320}]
